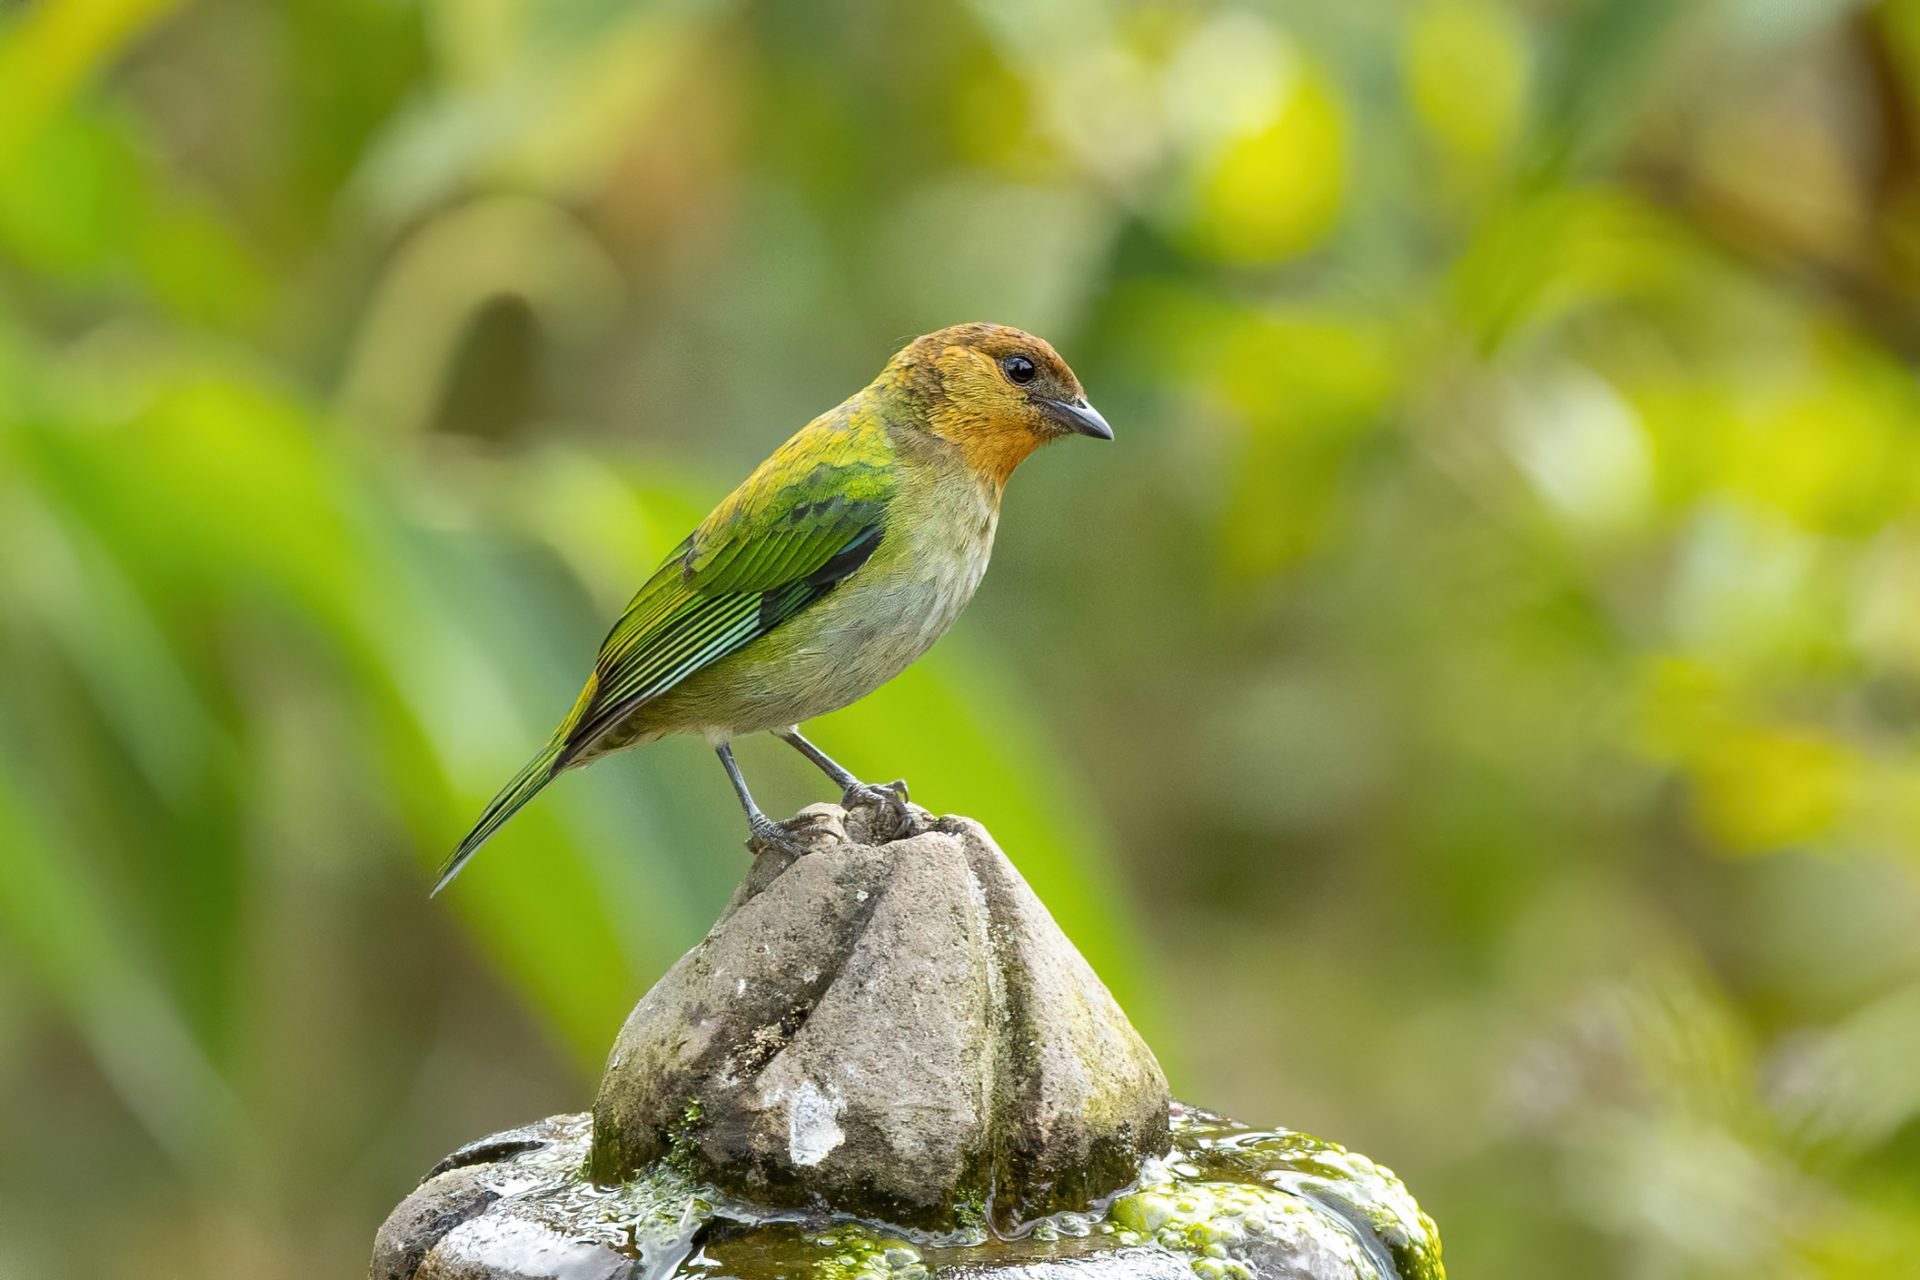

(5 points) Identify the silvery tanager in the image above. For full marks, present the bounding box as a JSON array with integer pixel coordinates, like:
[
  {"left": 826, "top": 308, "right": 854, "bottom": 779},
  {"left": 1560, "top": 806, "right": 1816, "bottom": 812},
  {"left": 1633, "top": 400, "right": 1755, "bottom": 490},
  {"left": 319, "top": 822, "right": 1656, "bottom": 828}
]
[{"left": 436, "top": 322, "right": 1111, "bottom": 892}]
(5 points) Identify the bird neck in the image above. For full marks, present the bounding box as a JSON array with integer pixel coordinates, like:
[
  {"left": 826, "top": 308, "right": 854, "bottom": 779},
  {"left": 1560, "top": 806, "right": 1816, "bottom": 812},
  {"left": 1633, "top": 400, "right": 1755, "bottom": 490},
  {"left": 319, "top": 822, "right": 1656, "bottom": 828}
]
[
  {"left": 869, "top": 375, "right": 1042, "bottom": 490},
  {"left": 939, "top": 414, "right": 1043, "bottom": 489}
]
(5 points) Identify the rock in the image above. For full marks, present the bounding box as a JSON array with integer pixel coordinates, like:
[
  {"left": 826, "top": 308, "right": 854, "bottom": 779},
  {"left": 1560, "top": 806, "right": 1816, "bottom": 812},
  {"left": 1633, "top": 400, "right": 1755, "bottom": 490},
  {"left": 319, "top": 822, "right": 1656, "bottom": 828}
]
[
  {"left": 372, "top": 801, "right": 1449, "bottom": 1278},
  {"left": 369, "top": 1105, "right": 1447, "bottom": 1280},
  {"left": 588, "top": 800, "right": 1172, "bottom": 1230}
]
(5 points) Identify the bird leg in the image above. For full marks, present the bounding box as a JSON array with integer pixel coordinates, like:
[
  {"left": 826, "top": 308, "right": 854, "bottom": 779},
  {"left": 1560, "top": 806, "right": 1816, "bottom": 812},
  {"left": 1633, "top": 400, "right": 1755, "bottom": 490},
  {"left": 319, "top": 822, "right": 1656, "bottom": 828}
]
[
  {"left": 775, "top": 728, "right": 912, "bottom": 834},
  {"left": 716, "top": 742, "right": 824, "bottom": 858}
]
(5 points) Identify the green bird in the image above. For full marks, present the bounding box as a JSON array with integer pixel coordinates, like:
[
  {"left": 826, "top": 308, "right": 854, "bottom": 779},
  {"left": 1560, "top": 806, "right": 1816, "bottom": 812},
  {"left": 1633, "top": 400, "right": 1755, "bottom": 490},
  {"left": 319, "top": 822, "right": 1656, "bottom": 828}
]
[{"left": 436, "top": 323, "right": 1111, "bottom": 893}]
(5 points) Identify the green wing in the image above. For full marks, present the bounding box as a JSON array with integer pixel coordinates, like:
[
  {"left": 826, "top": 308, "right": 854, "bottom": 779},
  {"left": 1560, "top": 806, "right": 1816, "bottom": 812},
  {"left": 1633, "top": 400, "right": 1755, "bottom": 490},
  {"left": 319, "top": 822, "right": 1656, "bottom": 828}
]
[
  {"left": 434, "top": 418, "right": 895, "bottom": 892},
  {"left": 562, "top": 505, "right": 887, "bottom": 759}
]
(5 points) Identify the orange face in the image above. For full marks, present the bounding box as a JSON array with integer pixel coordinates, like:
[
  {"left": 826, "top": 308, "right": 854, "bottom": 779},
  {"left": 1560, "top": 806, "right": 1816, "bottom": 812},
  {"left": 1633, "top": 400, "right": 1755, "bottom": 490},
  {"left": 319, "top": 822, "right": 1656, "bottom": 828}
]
[{"left": 889, "top": 323, "right": 1112, "bottom": 485}]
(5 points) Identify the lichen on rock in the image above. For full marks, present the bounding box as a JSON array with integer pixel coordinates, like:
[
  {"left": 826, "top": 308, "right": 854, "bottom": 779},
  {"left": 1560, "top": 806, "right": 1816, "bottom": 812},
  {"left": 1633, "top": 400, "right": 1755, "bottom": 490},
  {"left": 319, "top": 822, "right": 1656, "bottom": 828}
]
[{"left": 1107, "top": 1108, "right": 1444, "bottom": 1280}]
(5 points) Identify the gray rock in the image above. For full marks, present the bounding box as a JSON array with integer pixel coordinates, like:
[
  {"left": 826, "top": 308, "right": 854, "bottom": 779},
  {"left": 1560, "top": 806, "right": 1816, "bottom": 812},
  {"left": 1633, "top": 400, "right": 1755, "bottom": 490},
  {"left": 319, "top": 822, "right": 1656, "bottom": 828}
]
[
  {"left": 589, "top": 801, "right": 1172, "bottom": 1229},
  {"left": 369, "top": 1168, "right": 497, "bottom": 1280}
]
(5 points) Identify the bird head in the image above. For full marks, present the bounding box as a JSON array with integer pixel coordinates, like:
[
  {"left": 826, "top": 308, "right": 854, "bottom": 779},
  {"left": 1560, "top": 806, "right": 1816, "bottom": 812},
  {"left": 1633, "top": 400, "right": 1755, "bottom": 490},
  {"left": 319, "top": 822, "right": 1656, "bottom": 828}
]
[{"left": 882, "top": 323, "right": 1111, "bottom": 485}]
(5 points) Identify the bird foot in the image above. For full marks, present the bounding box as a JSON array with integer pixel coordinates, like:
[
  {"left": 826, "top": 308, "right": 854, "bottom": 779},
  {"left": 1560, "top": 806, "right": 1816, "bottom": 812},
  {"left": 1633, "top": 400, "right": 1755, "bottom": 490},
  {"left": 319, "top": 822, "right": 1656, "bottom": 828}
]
[
  {"left": 746, "top": 811, "right": 834, "bottom": 859},
  {"left": 841, "top": 779, "right": 920, "bottom": 843}
]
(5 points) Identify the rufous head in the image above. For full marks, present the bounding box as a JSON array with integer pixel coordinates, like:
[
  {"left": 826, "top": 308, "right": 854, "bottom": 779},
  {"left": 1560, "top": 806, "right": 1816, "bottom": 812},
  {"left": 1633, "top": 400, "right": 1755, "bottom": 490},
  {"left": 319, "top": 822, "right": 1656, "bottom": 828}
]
[{"left": 880, "top": 323, "right": 1112, "bottom": 484}]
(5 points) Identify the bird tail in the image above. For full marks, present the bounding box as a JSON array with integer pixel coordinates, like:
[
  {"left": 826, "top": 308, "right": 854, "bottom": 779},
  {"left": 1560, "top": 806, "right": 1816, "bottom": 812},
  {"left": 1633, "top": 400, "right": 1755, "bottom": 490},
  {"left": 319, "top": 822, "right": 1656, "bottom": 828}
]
[{"left": 433, "top": 740, "right": 566, "bottom": 895}]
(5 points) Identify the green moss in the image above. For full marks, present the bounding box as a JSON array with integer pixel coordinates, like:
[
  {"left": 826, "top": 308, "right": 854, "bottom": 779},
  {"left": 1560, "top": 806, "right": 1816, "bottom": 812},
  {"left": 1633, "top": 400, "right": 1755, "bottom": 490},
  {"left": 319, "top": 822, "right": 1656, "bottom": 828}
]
[
  {"left": 952, "top": 1195, "right": 988, "bottom": 1237},
  {"left": 803, "top": 1226, "right": 929, "bottom": 1280},
  {"left": 1131, "top": 1108, "right": 1447, "bottom": 1280},
  {"left": 1111, "top": 1180, "right": 1374, "bottom": 1280},
  {"left": 661, "top": 1096, "right": 705, "bottom": 1177}
]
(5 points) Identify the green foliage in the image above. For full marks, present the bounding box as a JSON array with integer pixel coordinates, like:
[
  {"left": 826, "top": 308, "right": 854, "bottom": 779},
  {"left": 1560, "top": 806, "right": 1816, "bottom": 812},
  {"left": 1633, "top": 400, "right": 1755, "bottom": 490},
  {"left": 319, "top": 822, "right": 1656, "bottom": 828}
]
[{"left": 5, "top": 1, "right": 1920, "bottom": 1277}]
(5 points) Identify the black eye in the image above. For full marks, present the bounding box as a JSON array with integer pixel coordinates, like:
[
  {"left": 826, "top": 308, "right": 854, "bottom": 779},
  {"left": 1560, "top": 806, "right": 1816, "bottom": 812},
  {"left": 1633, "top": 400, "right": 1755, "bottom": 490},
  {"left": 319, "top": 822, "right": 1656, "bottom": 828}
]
[{"left": 1001, "top": 354, "right": 1037, "bottom": 386}]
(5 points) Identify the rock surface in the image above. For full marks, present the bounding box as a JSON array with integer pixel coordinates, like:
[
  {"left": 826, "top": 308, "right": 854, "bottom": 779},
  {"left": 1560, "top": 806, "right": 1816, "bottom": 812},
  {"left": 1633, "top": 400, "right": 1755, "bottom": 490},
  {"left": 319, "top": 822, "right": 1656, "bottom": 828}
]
[{"left": 589, "top": 800, "right": 1171, "bottom": 1229}]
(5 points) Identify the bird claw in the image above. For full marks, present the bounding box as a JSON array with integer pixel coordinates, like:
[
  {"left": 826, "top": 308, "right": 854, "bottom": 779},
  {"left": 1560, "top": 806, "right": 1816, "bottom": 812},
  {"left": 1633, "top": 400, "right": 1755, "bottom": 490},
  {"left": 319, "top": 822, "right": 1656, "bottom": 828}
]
[
  {"left": 843, "top": 778, "right": 909, "bottom": 808},
  {"left": 842, "top": 779, "right": 916, "bottom": 842},
  {"left": 746, "top": 811, "right": 832, "bottom": 859}
]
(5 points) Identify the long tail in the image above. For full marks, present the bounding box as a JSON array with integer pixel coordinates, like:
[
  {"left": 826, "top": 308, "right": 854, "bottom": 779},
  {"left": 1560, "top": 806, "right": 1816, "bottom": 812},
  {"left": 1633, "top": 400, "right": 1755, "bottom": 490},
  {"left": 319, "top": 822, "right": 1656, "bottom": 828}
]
[{"left": 433, "top": 740, "right": 566, "bottom": 895}]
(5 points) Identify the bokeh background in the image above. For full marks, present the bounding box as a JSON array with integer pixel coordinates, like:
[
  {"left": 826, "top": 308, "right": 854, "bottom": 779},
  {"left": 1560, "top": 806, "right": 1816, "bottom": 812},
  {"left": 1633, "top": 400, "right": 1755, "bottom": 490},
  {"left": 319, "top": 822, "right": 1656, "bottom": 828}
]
[{"left": 7, "top": 0, "right": 1920, "bottom": 1275}]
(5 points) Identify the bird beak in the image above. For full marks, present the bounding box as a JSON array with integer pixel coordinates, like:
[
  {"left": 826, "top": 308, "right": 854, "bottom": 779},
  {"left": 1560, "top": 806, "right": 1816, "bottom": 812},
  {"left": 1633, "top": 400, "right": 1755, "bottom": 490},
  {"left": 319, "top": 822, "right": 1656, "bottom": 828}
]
[{"left": 1040, "top": 396, "right": 1114, "bottom": 441}]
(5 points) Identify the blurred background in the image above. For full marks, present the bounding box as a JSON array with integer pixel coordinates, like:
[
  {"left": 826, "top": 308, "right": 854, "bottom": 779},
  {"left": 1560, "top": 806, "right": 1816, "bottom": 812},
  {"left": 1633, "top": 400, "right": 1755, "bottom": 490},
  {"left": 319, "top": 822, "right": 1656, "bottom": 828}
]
[{"left": 7, "top": 0, "right": 1920, "bottom": 1275}]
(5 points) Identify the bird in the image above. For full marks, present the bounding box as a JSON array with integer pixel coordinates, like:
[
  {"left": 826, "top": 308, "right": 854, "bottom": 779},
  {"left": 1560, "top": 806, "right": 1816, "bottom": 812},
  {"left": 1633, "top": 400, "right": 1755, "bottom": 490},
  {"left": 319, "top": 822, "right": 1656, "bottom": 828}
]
[{"left": 435, "top": 322, "right": 1111, "bottom": 893}]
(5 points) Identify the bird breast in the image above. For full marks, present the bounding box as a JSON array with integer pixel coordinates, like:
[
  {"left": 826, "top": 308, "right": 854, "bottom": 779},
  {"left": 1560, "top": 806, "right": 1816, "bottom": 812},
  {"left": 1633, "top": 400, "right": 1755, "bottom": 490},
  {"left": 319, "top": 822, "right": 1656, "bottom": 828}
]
[
  {"left": 832, "top": 481, "right": 995, "bottom": 671},
  {"left": 738, "top": 476, "right": 1000, "bottom": 729}
]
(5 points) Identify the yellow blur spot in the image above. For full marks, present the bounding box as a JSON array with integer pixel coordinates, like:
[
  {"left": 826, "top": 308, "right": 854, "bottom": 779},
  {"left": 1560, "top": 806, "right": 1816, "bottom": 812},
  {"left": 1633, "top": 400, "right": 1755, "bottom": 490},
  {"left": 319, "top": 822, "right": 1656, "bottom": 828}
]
[
  {"left": 1635, "top": 656, "right": 1733, "bottom": 760},
  {"left": 1188, "top": 67, "right": 1345, "bottom": 264},
  {"left": 1726, "top": 389, "right": 1915, "bottom": 536},
  {"left": 1403, "top": 0, "right": 1528, "bottom": 165},
  {"left": 1691, "top": 727, "right": 1853, "bottom": 855}
]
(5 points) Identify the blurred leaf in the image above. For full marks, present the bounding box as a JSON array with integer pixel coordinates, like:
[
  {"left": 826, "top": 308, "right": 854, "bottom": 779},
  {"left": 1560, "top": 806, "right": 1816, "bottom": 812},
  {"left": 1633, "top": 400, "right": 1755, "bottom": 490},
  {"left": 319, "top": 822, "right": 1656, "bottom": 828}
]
[
  {"left": 0, "top": 758, "right": 244, "bottom": 1180},
  {"left": 0, "top": 0, "right": 182, "bottom": 169}
]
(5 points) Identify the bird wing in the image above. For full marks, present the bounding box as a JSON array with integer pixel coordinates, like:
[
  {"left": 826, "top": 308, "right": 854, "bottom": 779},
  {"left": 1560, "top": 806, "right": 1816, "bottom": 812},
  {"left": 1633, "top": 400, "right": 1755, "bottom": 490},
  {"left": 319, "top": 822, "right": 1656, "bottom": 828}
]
[
  {"left": 433, "top": 417, "right": 895, "bottom": 893},
  {"left": 561, "top": 419, "right": 897, "bottom": 758}
]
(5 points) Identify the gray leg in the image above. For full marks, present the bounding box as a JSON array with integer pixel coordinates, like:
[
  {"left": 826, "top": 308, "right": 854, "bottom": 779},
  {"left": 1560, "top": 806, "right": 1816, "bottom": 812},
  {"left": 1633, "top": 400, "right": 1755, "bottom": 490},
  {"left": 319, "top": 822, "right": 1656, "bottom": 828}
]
[
  {"left": 777, "top": 728, "right": 863, "bottom": 793},
  {"left": 775, "top": 728, "right": 910, "bottom": 817},
  {"left": 716, "top": 742, "right": 818, "bottom": 856}
]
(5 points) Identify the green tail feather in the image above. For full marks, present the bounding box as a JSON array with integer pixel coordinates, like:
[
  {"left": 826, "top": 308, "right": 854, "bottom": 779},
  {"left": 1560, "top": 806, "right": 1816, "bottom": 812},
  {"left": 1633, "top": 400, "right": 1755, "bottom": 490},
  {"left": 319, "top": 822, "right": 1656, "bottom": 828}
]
[{"left": 433, "top": 742, "right": 565, "bottom": 895}]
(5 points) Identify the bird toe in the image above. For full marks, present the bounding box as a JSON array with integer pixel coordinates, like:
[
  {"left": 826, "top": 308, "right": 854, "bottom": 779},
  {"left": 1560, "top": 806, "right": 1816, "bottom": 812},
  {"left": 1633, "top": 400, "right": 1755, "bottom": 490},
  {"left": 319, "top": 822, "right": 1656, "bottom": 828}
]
[{"left": 746, "top": 813, "right": 828, "bottom": 859}]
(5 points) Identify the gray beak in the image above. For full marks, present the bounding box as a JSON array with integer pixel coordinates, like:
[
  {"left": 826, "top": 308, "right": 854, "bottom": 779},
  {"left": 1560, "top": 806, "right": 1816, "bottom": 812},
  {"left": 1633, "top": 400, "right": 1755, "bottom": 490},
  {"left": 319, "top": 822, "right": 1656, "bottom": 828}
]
[{"left": 1041, "top": 397, "right": 1114, "bottom": 440}]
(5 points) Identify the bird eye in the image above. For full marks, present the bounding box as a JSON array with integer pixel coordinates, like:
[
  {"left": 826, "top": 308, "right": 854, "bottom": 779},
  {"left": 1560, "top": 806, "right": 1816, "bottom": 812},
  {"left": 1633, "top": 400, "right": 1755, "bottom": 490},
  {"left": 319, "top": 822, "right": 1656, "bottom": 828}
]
[{"left": 1001, "top": 354, "right": 1037, "bottom": 386}]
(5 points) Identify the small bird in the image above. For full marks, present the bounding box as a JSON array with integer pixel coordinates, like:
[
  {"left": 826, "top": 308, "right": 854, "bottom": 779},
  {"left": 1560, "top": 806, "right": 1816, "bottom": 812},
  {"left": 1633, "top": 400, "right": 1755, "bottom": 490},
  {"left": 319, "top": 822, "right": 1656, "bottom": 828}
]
[{"left": 436, "top": 323, "right": 1111, "bottom": 893}]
